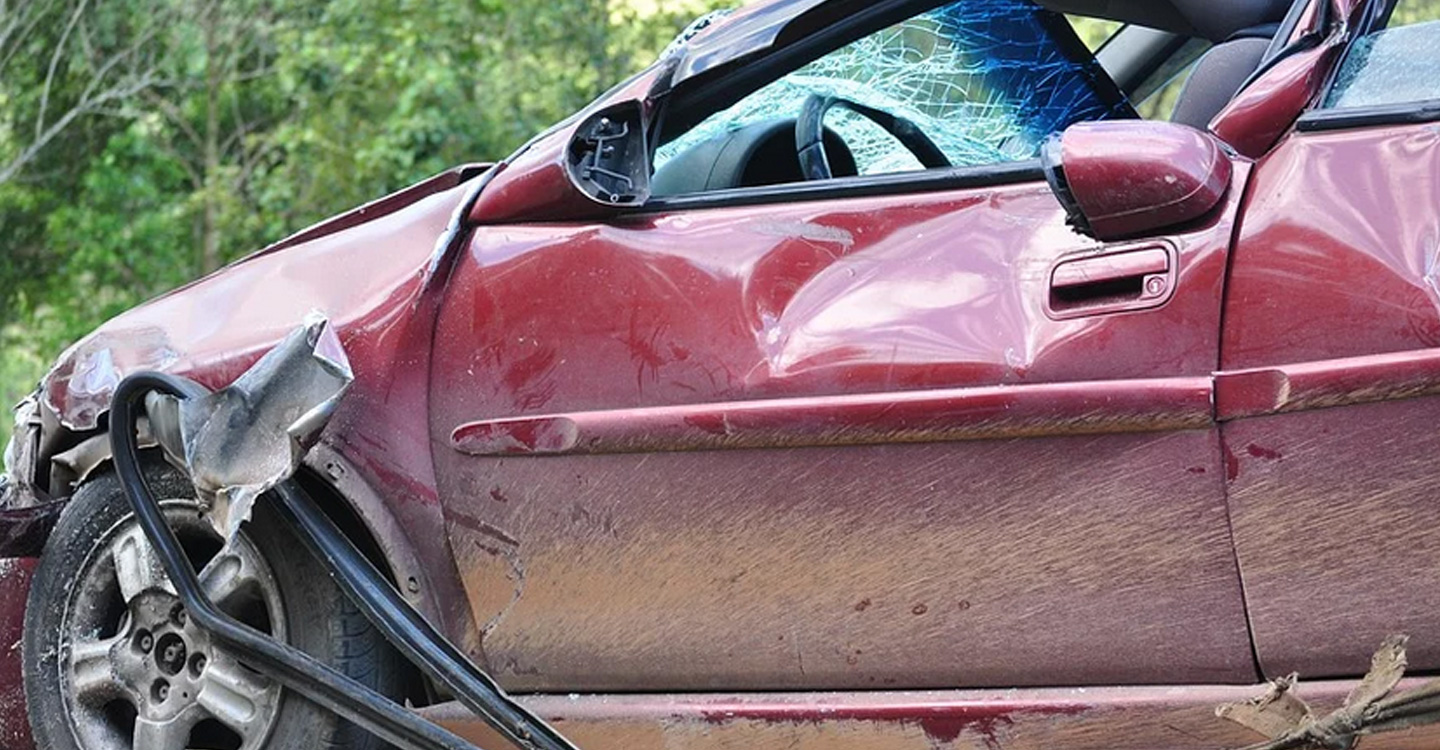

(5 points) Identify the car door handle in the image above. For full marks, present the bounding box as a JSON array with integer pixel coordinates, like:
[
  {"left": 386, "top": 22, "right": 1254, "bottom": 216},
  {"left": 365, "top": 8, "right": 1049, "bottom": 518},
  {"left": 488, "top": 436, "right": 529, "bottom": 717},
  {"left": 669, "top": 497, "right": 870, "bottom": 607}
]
[{"left": 1047, "top": 246, "right": 1175, "bottom": 319}]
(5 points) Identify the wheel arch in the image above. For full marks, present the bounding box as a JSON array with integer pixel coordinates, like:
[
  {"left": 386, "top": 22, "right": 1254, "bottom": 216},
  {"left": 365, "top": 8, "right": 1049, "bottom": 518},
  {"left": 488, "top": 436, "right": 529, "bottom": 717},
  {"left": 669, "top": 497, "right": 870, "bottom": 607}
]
[
  {"left": 41, "top": 431, "right": 451, "bottom": 640},
  {"left": 296, "top": 444, "right": 445, "bottom": 630}
]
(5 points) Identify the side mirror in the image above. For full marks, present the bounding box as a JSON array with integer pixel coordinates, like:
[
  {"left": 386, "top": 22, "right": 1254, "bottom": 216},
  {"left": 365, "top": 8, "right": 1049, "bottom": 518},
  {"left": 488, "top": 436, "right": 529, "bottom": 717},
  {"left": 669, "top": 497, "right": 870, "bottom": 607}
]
[
  {"left": 468, "top": 101, "right": 651, "bottom": 224},
  {"left": 566, "top": 101, "right": 650, "bottom": 207},
  {"left": 1041, "top": 121, "right": 1232, "bottom": 241}
]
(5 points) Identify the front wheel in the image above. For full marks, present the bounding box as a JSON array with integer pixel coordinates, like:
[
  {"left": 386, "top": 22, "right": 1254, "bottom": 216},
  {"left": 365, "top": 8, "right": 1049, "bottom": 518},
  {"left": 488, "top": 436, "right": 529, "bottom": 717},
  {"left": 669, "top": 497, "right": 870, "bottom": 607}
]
[{"left": 23, "top": 460, "right": 404, "bottom": 750}]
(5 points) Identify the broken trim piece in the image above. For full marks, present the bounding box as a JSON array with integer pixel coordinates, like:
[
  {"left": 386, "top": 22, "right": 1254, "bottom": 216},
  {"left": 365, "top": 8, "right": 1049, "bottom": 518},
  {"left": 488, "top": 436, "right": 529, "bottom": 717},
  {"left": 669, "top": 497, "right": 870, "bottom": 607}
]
[{"left": 1215, "top": 347, "right": 1440, "bottom": 421}]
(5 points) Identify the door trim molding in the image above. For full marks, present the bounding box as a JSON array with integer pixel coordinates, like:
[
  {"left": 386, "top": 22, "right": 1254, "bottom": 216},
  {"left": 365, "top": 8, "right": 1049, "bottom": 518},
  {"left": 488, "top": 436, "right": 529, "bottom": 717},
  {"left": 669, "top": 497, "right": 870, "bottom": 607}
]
[
  {"left": 1215, "top": 347, "right": 1440, "bottom": 421},
  {"left": 452, "top": 346, "right": 1440, "bottom": 457},
  {"left": 451, "top": 377, "right": 1213, "bottom": 457}
]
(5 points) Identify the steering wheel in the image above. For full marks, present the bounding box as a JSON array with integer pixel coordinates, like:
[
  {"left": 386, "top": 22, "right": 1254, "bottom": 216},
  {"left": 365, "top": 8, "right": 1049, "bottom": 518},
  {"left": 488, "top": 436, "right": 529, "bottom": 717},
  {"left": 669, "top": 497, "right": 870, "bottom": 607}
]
[{"left": 795, "top": 94, "right": 951, "bottom": 181}]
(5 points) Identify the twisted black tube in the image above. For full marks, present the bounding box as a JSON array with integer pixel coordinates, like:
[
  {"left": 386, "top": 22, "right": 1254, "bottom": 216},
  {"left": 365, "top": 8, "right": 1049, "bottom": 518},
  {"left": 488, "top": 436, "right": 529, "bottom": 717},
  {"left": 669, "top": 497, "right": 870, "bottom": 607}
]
[
  {"left": 270, "top": 481, "right": 579, "bottom": 750},
  {"left": 107, "top": 371, "right": 475, "bottom": 750}
]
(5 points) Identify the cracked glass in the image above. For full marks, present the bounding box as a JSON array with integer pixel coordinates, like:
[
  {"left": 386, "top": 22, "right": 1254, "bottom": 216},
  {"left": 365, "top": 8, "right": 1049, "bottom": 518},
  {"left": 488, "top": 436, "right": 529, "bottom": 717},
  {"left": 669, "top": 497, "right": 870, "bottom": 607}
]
[
  {"left": 1326, "top": 22, "right": 1440, "bottom": 110},
  {"left": 655, "top": 0, "right": 1132, "bottom": 177},
  {"left": 1326, "top": 2, "right": 1440, "bottom": 110}
]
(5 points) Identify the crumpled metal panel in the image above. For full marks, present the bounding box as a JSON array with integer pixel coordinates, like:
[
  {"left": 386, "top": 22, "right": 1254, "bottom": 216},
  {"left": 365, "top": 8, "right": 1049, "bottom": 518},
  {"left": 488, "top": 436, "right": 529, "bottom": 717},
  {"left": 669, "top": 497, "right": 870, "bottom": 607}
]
[
  {"left": 1221, "top": 127, "right": 1440, "bottom": 369},
  {"left": 19, "top": 170, "right": 480, "bottom": 646},
  {"left": 1217, "top": 57, "right": 1440, "bottom": 681},
  {"left": 149, "top": 315, "right": 354, "bottom": 539},
  {"left": 42, "top": 328, "right": 180, "bottom": 433},
  {"left": 658, "top": 0, "right": 1130, "bottom": 174},
  {"left": 36, "top": 169, "right": 474, "bottom": 435},
  {"left": 431, "top": 159, "right": 1254, "bottom": 690},
  {"left": 1208, "top": 0, "right": 1352, "bottom": 157}
]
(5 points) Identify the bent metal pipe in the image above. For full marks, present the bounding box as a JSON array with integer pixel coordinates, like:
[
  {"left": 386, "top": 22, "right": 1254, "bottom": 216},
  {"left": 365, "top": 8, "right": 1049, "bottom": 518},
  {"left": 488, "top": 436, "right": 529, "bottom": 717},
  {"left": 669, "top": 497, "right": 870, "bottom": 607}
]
[{"left": 107, "top": 370, "right": 578, "bottom": 750}]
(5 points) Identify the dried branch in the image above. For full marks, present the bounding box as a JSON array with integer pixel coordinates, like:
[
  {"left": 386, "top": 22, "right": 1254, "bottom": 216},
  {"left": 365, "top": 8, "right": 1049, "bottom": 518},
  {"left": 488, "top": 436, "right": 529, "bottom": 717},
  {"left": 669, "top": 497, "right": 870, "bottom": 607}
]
[{"left": 1221, "top": 636, "right": 1440, "bottom": 750}]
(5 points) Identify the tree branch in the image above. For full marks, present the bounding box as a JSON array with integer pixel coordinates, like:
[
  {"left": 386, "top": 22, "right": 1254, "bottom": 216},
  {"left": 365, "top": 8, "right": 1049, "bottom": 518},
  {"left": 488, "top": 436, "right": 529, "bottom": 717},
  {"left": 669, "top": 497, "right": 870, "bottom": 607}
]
[
  {"left": 0, "top": 2, "right": 169, "bottom": 185},
  {"left": 144, "top": 90, "right": 205, "bottom": 151},
  {"left": 36, "top": 0, "right": 90, "bottom": 142}
]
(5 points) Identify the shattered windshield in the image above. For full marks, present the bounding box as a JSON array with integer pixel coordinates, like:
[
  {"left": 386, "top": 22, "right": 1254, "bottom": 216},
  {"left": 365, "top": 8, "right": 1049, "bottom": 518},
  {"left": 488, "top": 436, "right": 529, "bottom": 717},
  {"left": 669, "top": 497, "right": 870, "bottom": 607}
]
[{"left": 656, "top": 0, "right": 1132, "bottom": 175}]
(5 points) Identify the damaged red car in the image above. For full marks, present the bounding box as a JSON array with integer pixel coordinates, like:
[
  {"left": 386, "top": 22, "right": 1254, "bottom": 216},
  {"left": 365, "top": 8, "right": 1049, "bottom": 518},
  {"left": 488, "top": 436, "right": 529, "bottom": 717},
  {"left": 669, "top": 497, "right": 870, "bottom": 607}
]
[{"left": 6, "top": 0, "right": 1440, "bottom": 747}]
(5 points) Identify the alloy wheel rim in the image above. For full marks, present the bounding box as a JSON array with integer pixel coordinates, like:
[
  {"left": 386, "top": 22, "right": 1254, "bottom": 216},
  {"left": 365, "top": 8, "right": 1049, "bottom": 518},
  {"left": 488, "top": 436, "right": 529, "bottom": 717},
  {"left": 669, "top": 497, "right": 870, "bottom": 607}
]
[{"left": 57, "top": 501, "right": 285, "bottom": 750}]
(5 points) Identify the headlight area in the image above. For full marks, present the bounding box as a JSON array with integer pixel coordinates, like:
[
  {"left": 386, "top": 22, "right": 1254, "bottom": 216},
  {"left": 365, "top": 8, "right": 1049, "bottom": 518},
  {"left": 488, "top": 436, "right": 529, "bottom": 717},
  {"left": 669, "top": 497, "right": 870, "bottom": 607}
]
[
  {"left": 3, "top": 394, "right": 40, "bottom": 487},
  {"left": 0, "top": 393, "right": 68, "bottom": 557}
]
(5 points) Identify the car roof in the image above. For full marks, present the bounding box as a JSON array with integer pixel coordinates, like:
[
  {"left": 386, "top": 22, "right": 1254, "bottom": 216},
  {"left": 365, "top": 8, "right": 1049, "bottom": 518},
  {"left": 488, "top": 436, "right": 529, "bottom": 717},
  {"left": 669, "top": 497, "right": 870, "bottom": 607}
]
[
  {"left": 667, "top": 0, "right": 830, "bottom": 86},
  {"left": 668, "top": 0, "right": 1294, "bottom": 86}
]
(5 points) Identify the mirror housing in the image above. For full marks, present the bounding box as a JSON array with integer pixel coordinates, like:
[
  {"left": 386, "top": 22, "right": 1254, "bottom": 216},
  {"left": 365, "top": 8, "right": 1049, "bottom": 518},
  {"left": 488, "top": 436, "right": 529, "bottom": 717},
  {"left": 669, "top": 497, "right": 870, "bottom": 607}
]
[
  {"left": 1042, "top": 121, "right": 1232, "bottom": 241},
  {"left": 566, "top": 101, "right": 650, "bottom": 207},
  {"left": 469, "top": 101, "right": 651, "bottom": 225}
]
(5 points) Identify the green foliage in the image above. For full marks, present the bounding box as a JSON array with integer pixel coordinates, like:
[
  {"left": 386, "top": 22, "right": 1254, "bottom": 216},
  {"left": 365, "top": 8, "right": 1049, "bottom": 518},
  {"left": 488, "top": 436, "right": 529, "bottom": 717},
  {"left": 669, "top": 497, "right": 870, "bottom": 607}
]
[
  {"left": 1067, "top": 15, "right": 1120, "bottom": 51},
  {"left": 1391, "top": 0, "right": 1440, "bottom": 27},
  {"left": 0, "top": 0, "right": 725, "bottom": 440}
]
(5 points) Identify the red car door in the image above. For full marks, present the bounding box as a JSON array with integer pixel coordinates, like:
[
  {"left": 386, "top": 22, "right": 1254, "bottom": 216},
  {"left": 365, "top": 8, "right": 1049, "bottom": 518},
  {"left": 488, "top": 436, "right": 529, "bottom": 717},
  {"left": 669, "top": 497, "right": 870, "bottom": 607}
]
[
  {"left": 427, "top": 0, "right": 1254, "bottom": 692},
  {"left": 1219, "top": 2, "right": 1440, "bottom": 680}
]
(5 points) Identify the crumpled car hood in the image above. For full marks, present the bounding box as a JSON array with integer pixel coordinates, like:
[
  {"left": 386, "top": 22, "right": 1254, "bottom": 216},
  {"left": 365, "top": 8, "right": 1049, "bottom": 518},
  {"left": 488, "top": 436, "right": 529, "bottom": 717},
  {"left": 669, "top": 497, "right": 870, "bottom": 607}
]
[{"left": 41, "top": 165, "right": 486, "bottom": 432}]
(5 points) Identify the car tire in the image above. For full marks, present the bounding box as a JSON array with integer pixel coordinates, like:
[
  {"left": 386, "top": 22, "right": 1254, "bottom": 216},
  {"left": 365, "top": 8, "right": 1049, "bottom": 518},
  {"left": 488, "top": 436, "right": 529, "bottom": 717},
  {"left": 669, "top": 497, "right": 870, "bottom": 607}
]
[{"left": 23, "top": 458, "right": 405, "bottom": 750}]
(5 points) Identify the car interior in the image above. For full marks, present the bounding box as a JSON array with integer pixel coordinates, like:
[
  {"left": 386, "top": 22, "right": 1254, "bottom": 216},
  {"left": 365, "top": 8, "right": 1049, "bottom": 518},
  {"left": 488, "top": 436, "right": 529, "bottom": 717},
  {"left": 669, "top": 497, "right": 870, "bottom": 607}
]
[
  {"left": 1070, "top": 0, "right": 1297, "bottom": 129},
  {"left": 651, "top": 0, "right": 1298, "bottom": 197}
]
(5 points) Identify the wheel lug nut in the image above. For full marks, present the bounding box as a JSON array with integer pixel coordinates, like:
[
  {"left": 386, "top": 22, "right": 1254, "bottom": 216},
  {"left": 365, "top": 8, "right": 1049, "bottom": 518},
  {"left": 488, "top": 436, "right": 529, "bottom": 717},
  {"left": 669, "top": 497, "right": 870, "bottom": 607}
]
[
  {"left": 189, "top": 653, "right": 207, "bottom": 677},
  {"left": 134, "top": 630, "right": 153, "bottom": 653},
  {"left": 172, "top": 606, "right": 187, "bottom": 627},
  {"left": 155, "top": 633, "right": 187, "bottom": 675},
  {"left": 152, "top": 679, "right": 170, "bottom": 703}
]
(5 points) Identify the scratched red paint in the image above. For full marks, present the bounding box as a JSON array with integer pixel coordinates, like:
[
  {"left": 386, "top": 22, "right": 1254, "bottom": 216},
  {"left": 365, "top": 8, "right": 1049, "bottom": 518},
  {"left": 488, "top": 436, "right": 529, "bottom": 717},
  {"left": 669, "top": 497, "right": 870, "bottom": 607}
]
[
  {"left": 1219, "top": 97, "right": 1440, "bottom": 678},
  {"left": 695, "top": 701, "right": 1092, "bottom": 746},
  {"left": 430, "top": 146, "right": 1253, "bottom": 689},
  {"left": 11, "top": 0, "right": 1436, "bottom": 745},
  {"left": 0, "top": 560, "right": 36, "bottom": 750}
]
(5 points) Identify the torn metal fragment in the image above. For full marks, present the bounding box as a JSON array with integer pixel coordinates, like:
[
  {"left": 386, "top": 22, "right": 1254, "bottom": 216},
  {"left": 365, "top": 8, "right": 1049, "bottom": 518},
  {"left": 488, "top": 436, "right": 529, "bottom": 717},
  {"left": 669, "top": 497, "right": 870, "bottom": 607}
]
[{"left": 147, "top": 313, "right": 353, "bottom": 539}]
